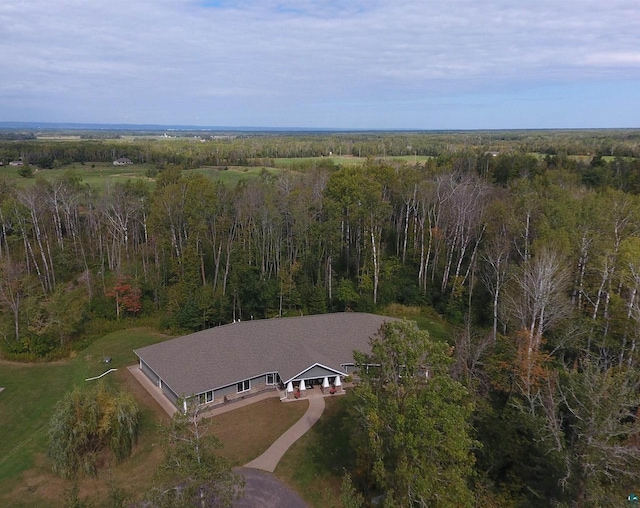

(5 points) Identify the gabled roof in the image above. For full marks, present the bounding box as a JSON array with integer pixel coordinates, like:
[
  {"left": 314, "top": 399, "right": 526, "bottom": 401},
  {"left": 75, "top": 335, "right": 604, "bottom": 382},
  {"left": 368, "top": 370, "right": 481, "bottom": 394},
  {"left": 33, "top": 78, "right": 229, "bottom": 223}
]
[{"left": 134, "top": 312, "right": 397, "bottom": 397}]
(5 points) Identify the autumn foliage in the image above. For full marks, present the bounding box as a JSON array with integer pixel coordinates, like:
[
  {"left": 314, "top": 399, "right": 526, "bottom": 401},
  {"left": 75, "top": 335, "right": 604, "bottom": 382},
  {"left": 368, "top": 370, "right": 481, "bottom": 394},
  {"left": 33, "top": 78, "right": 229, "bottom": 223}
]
[{"left": 106, "top": 276, "right": 142, "bottom": 319}]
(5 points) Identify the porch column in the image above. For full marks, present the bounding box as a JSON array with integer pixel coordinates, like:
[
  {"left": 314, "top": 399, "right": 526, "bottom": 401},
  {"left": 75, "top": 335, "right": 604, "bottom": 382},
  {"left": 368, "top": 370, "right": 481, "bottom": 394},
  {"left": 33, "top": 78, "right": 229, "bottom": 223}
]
[{"left": 335, "top": 375, "right": 342, "bottom": 392}]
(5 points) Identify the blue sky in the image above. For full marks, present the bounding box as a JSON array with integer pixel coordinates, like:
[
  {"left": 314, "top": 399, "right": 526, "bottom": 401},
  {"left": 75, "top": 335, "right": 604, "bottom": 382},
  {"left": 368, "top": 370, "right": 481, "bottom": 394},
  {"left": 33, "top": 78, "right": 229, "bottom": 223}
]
[{"left": 1, "top": 0, "right": 639, "bottom": 129}]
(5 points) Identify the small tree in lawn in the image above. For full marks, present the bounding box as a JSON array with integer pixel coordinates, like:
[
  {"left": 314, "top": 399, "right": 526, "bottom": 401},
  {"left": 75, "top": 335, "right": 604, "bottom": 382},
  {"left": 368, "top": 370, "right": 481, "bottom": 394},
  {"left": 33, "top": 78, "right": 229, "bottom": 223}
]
[
  {"left": 106, "top": 276, "right": 141, "bottom": 319},
  {"left": 149, "top": 400, "right": 244, "bottom": 507},
  {"left": 47, "top": 381, "right": 140, "bottom": 480}
]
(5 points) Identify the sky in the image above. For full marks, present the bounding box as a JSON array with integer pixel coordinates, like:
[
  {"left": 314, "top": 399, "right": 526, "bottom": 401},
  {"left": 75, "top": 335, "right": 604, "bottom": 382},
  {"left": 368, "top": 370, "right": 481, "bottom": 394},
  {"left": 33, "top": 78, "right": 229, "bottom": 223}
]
[{"left": 1, "top": 0, "right": 639, "bottom": 129}]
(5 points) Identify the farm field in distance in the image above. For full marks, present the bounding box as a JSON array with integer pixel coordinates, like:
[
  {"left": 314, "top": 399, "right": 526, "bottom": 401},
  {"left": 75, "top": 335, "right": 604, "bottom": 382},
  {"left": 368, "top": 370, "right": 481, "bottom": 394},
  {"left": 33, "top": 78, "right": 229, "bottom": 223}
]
[{"left": 0, "top": 156, "right": 435, "bottom": 190}]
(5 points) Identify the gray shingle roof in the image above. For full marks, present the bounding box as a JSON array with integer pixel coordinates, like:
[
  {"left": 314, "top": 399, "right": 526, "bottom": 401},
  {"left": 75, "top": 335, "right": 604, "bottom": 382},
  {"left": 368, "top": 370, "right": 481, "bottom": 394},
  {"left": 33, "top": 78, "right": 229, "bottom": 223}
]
[{"left": 134, "top": 312, "right": 397, "bottom": 397}]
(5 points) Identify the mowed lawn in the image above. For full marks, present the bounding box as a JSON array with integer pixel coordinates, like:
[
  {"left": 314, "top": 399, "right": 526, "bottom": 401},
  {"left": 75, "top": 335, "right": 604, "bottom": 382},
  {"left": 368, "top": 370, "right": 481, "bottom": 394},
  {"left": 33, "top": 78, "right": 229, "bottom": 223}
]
[
  {"left": 211, "top": 398, "right": 308, "bottom": 466},
  {"left": 0, "top": 327, "right": 171, "bottom": 506},
  {"left": 0, "top": 327, "right": 330, "bottom": 506},
  {"left": 276, "top": 394, "right": 354, "bottom": 507}
]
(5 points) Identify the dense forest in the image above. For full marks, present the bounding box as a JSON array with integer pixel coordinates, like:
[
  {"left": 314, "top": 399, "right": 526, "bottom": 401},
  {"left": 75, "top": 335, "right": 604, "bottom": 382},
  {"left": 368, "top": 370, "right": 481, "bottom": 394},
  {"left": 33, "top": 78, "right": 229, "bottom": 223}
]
[{"left": 2, "top": 129, "right": 640, "bottom": 505}]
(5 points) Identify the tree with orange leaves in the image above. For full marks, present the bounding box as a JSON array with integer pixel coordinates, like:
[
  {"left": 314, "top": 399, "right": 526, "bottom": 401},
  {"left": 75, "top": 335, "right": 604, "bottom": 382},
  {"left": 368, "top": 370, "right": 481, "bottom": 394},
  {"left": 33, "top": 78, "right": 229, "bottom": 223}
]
[{"left": 106, "top": 276, "right": 141, "bottom": 319}]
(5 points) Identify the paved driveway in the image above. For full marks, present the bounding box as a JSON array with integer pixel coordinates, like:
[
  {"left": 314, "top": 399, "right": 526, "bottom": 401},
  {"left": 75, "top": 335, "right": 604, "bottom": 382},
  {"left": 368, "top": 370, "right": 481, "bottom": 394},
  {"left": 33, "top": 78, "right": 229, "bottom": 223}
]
[{"left": 234, "top": 468, "right": 308, "bottom": 508}]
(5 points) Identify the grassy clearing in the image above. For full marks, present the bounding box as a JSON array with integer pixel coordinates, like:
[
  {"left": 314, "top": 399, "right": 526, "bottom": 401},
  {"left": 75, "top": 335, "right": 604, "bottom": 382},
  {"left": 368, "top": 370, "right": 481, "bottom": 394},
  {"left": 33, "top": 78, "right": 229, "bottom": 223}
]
[
  {"left": 275, "top": 394, "right": 353, "bottom": 507},
  {"left": 2, "top": 163, "right": 284, "bottom": 192},
  {"left": 272, "top": 155, "right": 433, "bottom": 170},
  {"left": 381, "top": 304, "right": 452, "bottom": 342},
  {"left": 272, "top": 156, "right": 365, "bottom": 168},
  {"left": 1, "top": 154, "right": 439, "bottom": 192},
  {"left": 3, "top": 162, "right": 156, "bottom": 191},
  {"left": 0, "top": 327, "right": 171, "bottom": 506},
  {"left": 184, "top": 165, "right": 284, "bottom": 186}
]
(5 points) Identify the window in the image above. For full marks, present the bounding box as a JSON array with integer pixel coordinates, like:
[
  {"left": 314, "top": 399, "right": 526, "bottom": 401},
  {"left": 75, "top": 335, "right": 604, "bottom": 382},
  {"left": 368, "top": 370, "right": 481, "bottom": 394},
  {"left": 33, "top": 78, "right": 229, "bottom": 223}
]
[
  {"left": 198, "top": 391, "right": 214, "bottom": 404},
  {"left": 237, "top": 380, "right": 250, "bottom": 393},
  {"left": 266, "top": 373, "right": 276, "bottom": 385}
]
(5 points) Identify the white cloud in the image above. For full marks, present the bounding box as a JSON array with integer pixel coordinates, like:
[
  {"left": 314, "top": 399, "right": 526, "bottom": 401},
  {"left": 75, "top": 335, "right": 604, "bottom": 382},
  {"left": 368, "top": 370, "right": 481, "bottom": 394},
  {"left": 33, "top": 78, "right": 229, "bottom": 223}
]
[{"left": 0, "top": 0, "right": 638, "bottom": 126}]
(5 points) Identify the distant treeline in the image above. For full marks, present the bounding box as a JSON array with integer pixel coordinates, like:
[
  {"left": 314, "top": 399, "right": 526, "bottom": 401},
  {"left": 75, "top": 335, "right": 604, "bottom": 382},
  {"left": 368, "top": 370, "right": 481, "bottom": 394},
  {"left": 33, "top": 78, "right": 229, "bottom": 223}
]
[{"left": 1, "top": 130, "right": 640, "bottom": 169}]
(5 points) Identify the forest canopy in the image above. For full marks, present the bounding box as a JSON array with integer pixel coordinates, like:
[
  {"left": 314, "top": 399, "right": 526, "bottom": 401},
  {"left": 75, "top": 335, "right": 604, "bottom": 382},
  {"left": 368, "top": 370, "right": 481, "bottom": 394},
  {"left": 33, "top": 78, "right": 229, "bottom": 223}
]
[{"left": 3, "top": 129, "right": 640, "bottom": 504}]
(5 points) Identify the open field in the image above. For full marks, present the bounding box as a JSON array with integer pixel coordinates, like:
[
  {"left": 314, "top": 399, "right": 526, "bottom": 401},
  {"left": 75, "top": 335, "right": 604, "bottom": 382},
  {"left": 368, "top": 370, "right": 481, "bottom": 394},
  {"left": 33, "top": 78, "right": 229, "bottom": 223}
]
[
  {"left": 1, "top": 162, "right": 156, "bottom": 191},
  {"left": 184, "top": 165, "right": 284, "bottom": 185},
  {"left": 271, "top": 155, "right": 434, "bottom": 169},
  {"left": 0, "top": 162, "right": 287, "bottom": 190},
  {"left": 8, "top": 150, "right": 633, "bottom": 193}
]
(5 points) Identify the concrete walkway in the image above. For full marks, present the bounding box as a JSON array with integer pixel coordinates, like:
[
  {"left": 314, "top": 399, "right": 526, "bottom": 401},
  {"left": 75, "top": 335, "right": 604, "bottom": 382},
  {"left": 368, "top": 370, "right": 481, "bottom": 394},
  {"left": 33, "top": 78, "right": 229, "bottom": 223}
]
[
  {"left": 244, "top": 393, "right": 326, "bottom": 472},
  {"left": 127, "top": 365, "right": 178, "bottom": 416},
  {"left": 128, "top": 363, "right": 328, "bottom": 472}
]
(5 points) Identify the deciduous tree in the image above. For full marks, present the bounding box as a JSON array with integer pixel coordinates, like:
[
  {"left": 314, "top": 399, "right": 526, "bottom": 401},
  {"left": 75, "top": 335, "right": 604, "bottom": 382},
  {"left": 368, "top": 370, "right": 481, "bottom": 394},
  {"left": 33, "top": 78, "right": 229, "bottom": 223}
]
[
  {"left": 149, "top": 402, "right": 244, "bottom": 508},
  {"left": 47, "top": 381, "right": 140, "bottom": 479},
  {"left": 351, "top": 320, "right": 475, "bottom": 507}
]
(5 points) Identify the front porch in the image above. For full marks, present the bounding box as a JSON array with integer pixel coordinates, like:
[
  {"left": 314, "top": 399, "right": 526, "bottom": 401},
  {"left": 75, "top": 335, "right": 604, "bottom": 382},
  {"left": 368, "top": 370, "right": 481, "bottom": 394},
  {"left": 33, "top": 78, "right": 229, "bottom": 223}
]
[{"left": 281, "top": 375, "right": 350, "bottom": 401}]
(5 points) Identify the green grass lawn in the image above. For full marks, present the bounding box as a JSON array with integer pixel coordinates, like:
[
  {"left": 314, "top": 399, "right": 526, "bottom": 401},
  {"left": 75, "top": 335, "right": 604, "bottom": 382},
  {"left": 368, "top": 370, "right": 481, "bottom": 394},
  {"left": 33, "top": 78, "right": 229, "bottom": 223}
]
[
  {"left": 275, "top": 394, "right": 353, "bottom": 508},
  {"left": 0, "top": 327, "right": 171, "bottom": 505},
  {"left": 211, "top": 398, "right": 308, "bottom": 466},
  {"left": 184, "top": 165, "right": 284, "bottom": 186}
]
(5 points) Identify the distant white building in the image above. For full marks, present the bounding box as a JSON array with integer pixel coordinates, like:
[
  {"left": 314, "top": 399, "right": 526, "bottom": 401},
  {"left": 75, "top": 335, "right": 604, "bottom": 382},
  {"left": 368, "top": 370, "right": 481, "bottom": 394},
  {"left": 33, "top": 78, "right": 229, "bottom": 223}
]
[{"left": 113, "top": 157, "right": 133, "bottom": 166}]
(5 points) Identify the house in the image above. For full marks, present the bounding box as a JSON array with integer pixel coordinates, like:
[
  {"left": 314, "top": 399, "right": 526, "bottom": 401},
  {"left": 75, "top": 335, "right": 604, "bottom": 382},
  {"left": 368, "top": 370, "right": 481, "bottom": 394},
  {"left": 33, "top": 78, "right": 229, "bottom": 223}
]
[
  {"left": 133, "top": 312, "right": 397, "bottom": 410},
  {"left": 113, "top": 157, "right": 133, "bottom": 166}
]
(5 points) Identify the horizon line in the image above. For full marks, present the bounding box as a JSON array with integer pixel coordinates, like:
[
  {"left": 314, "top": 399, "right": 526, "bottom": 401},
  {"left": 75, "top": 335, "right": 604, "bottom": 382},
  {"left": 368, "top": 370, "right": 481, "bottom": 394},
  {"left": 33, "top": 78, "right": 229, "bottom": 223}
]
[{"left": 1, "top": 121, "right": 639, "bottom": 134}]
